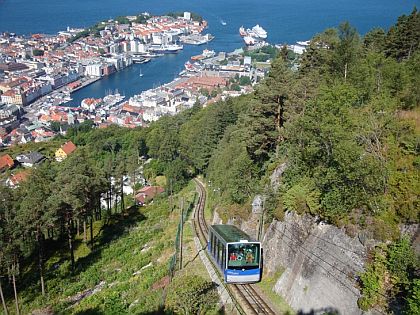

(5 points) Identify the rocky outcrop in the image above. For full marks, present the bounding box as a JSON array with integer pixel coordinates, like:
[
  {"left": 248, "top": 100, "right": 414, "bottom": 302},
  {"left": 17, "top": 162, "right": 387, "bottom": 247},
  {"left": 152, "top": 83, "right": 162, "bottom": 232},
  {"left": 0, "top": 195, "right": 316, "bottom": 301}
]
[
  {"left": 211, "top": 204, "right": 367, "bottom": 314},
  {"left": 263, "top": 212, "right": 366, "bottom": 315},
  {"left": 270, "top": 162, "right": 287, "bottom": 191}
]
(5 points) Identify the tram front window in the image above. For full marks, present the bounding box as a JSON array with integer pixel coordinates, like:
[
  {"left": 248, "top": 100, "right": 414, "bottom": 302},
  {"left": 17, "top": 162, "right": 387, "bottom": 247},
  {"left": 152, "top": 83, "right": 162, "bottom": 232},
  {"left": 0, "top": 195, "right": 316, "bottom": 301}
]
[{"left": 227, "top": 243, "right": 260, "bottom": 269}]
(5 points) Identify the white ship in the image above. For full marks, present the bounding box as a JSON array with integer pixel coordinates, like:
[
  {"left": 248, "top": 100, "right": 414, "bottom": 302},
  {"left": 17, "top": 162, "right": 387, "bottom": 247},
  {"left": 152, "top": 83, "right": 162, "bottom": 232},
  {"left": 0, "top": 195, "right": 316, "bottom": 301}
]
[
  {"left": 251, "top": 24, "right": 267, "bottom": 39},
  {"left": 149, "top": 44, "right": 183, "bottom": 53}
]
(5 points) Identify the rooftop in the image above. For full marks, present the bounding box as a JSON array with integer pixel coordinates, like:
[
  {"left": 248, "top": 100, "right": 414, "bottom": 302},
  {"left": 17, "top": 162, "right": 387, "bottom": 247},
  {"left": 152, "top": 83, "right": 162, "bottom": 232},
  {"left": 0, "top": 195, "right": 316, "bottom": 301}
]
[{"left": 211, "top": 225, "right": 256, "bottom": 243}]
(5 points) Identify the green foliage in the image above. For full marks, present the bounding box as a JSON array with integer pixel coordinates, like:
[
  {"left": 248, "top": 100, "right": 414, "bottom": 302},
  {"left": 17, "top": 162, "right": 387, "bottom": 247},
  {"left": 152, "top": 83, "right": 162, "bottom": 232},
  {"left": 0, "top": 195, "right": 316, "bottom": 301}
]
[
  {"left": 359, "top": 238, "right": 419, "bottom": 312},
  {"left": 387, "top": 237, "right": 417, "bottom": 285},
  {"left": 165, "top": 275, "right": 218, "bottom": 314},
  {"left": 32, "top": 49, "right": 44, "bottom": 56},
  {"left": 244, "top": 45, "right": 279, "bottom": 62},
  {"left": 179, "top": 99, "right": 238, "bottom": 172},
  {"left": 359, "top": 248, "right": 387, "bottom": 310},
  {"left": 406, "top": 279, "right": 420, "bottom": 314},
  {"left": 239, "top": 76, "right": 251, "bottom": 86},
  {"left": 135, "top": 14, "right": 148, "bottom": 24},
  {"left": 207, "top": 128, "right": 258, "bottom": 204},
  {"left": 50, "top": 121, "right": 61, "bottom": 133},
  {"left": 332, "top": 21, "right": 361, "bottom": 79},
  {"left": 385, "top": 8, "right": 419, "bottom": 60},
  {"left": 282, "top": 178, "right": 320, "bottom": 215},
  {"left": 114, "top": 16, "right": 130, "bottom": 25},
  {"left": 165, "top": 11, "right": 204, "bottom": 23}
]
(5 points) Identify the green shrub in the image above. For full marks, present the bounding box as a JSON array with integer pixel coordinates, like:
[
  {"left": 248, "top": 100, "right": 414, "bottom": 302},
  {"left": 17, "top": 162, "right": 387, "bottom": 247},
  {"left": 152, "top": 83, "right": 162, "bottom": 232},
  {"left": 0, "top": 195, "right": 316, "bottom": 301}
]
[
  {"left": 283, "top": 178, "right": 320, "bottom": 215},
  {"left": 165, "top": 275, "right": 218, "bottom": 314},
  {"left": 406, "top": 279, "right": 420, "bottom": 314}
]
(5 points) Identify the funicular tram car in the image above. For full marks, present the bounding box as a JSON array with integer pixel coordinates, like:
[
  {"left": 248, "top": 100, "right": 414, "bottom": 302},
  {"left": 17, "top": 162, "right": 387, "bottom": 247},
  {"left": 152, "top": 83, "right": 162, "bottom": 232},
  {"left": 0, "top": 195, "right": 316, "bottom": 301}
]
[{"left": 208, "top": 224, "right": 262, "bottom": 283}]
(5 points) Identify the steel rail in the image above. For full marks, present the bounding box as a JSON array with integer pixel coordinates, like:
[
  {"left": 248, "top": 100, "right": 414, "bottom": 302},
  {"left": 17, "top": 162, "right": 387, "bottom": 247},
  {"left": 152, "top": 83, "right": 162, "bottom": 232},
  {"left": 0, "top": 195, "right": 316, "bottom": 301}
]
[{"left": 193, "top": 178, "right": 277, "bottom": 315}]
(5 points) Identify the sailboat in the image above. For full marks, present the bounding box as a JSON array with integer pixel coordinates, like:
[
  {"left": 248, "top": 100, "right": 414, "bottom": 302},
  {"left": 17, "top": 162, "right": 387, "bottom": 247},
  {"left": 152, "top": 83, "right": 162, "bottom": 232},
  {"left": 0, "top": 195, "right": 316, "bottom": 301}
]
[{"left": 139, "top": 69, "right": 143, "bottom": 77}]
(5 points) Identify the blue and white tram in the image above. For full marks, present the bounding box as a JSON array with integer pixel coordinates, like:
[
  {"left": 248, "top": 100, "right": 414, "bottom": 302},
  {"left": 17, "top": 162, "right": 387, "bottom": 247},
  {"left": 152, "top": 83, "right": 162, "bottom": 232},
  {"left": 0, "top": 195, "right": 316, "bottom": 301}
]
[{"left": 208, "top": 224, "right": 262, "bottom": 284}]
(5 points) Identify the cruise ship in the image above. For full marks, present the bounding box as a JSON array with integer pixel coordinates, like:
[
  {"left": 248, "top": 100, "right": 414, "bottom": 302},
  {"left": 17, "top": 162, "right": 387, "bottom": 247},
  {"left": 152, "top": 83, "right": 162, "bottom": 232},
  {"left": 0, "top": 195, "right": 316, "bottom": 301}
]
[
  {"left": 251, "top": 24, "right": 267, "bottom": 39},
  {"left": 239, "top": 24, "right": 268, "bottom": 45}
]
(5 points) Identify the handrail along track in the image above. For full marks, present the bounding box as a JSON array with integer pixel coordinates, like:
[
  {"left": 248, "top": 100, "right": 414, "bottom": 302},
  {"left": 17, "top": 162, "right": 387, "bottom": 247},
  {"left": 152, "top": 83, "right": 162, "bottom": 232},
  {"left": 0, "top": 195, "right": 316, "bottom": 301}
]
[{"left": 193, "top": 179, "right": 276, "bottom": 315}]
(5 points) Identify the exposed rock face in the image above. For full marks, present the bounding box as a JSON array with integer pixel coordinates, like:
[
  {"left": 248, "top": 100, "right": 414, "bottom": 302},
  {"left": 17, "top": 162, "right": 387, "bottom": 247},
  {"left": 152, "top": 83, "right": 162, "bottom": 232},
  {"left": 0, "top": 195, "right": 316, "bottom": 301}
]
[
  {"left": 270, "top": 162, "right": 287, "bottom": 191},
  {"left": 240, "top": 194, "right": 264, "bottom": 240},
  {"left": 212, "top": 209, "right": 223, "bottom": 225},
  {"left": 263, "top": 212, "right": 366, "bottom": 315}
]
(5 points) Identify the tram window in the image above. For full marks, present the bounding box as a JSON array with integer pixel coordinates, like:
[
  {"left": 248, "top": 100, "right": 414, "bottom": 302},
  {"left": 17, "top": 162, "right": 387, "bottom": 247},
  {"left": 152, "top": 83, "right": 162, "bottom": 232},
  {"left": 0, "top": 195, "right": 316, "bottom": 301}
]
[
  {"left": 221, "top": 244, "right": 226, "bottom": 268},
  {"left": 209, "top": 232, "right": 213, "bottom": 252},
  {"left": 213, "top": 237, "right": 216, "bottom": 258},
  {"left": 208, "top": 232, "right": 212, "bottom": 251},
  {"left": 227, "top": 243, "right": 260, "bottom": 269},
  {"left": 218, "top": 242, "right": 222, "bottom": 264},
  {"left": 213, "top": 235, "right": 216, "bottom": 257},
  {"left": 214, "top": 239, "right": 218, "bottom": 261}
]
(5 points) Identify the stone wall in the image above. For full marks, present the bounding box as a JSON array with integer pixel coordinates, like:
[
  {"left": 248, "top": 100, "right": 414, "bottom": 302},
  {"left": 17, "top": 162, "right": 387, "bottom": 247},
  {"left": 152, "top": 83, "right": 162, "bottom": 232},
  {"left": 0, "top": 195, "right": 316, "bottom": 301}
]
[{"left": 263, "top": 212, "right": 366, "bottom": 314}]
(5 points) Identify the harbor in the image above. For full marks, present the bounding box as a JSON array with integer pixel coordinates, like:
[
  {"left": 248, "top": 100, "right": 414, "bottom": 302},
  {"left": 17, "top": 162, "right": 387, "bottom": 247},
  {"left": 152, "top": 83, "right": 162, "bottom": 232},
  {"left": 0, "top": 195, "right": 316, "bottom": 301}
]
[{"left": 1, "top": 0, "right": 415, "bottom": 146}]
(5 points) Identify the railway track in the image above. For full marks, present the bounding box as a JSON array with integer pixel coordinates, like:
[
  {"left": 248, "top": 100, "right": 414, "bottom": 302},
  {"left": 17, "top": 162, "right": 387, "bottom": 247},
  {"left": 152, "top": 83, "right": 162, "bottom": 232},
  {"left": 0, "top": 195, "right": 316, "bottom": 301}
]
[{"left": 193, "top": 178, "right": 277, "bottom": 315}]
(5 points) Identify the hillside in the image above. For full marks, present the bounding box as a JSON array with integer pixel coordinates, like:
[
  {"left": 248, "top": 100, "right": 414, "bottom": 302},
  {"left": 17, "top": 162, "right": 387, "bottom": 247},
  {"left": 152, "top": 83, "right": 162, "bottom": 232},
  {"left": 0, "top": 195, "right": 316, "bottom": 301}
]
[{"left": 0, "top": 8, "right": 419, "bottom": 315}]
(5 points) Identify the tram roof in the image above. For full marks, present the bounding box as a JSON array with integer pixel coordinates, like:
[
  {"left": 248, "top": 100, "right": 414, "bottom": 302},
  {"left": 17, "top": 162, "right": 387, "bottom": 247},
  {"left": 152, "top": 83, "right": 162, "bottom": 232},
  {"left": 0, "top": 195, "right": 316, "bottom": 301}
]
[{"left": 210, "top": 225, "right": 257, "bottom": 243}]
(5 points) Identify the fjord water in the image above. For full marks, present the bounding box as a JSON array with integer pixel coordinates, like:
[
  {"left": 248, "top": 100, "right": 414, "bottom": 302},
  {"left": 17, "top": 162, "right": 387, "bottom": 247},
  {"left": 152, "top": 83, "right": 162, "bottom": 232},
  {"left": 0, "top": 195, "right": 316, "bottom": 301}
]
[{"left": 0, "top": 0, "right": 417, "bottom": 105}]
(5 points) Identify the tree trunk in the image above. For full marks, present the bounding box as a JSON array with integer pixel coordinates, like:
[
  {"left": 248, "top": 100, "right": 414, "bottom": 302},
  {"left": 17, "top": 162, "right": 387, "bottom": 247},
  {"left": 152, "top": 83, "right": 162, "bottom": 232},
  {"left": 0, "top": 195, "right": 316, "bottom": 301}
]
[
  {"left": 83, "top": 219, "right": 87, "bottom": 242},
  {"left": 90, "top": 216, "right": 94, "bottom": 249},
  {"left": 76, "top": 219, "right": 80, "bottom": 236},
  {"left": 344, "top": 63, "right": 348, "bottom": 82},
  {"left": 12, "top": 268, "right": 19, "bottom": 315},
  {"left": 114, "top": 189, "right": 118, "bottom": 213},
  {"left": 106, "top": 190, "right": 110, "bottom": 213},
  {"left": 37, "top": 230, "right": 45, "bottom": 296},
  {"left": 120, "top": 178, "right": 125, "bottom": 212},
  {"left": 67, "top": 219, "right": 75, "bottom": 272},
  {"left": 108, "top": 180, "right": 112, "bottom": 214},
  {"left": 0, "top": 279, "right": 8, "bottom": 315},
  {"left": 132, "top": 171, "right": 136, "bottom": 197},
  {"left": 97, "top": 200, "right": 102, "bottom": 221},
  {"left": 276, "top": 96, "right": 285, "bottom": 157}
]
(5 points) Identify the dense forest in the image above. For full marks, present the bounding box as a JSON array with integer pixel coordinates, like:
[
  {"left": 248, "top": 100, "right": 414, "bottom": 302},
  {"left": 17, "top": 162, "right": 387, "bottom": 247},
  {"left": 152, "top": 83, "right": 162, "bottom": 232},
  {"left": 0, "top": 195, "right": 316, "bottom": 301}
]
[{"left": 0, "top": 8, "right": 419, "bottom": 314}]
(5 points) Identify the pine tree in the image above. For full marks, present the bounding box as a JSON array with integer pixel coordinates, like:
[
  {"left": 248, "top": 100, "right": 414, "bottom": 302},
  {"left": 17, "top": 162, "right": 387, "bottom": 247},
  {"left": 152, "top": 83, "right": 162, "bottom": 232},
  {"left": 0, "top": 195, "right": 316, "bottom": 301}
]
[{"left": 19, "top": 163, "right": 57, "bottom": 295}]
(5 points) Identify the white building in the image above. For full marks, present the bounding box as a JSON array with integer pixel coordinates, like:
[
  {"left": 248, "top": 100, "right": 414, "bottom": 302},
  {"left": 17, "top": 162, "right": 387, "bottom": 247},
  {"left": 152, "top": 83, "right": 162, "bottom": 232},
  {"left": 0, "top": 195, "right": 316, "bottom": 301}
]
[
  {"left": 184, "top": 12, "right": 191, "bottom": 20},
  {"left": 85, "top": 64, "right": 103, "bottom": 77}
]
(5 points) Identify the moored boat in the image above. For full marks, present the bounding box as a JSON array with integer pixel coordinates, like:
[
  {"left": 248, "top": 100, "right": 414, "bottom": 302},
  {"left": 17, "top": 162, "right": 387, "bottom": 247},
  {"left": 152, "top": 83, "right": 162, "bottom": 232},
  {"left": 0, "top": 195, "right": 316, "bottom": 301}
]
[
  {"left": 251, "top": 24, "right": 267, "bottom": 39},
  {"left": 149, "top": 44, "right": 183, "bottom": 53}
]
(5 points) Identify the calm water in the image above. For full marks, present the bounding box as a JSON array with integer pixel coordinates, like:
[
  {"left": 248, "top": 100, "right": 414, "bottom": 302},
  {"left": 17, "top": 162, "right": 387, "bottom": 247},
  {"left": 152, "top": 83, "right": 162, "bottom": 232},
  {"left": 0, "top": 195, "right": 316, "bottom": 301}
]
[{"left": 0, "top": 0, "right": 417, "bottom": 105}]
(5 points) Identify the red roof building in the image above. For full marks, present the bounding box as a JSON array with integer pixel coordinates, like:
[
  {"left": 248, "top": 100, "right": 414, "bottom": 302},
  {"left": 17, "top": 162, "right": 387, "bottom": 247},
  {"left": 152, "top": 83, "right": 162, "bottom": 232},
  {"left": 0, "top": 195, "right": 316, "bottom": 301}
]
[
  {"left": 7, "top": 170, "right": 31, "bottom": 187},
  {"left": 0, "top": 154, "right": 15, "bottom": 171},
  {"left": 55, "top": 140, "right": 77, "bottom": 161},
  {"left": 61, "top": 141, "right": 77, "bottom": 155},
  {"left": 135, "top": 186, "right": 165, "bottom": 205}
]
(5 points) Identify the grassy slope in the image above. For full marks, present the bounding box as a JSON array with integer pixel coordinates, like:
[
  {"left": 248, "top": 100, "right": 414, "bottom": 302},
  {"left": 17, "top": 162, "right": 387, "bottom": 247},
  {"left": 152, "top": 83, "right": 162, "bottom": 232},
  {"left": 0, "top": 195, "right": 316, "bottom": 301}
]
[{"left": 7, "top": 185, "right": 199, "bottom": 314}]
